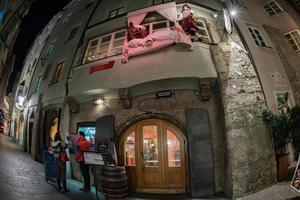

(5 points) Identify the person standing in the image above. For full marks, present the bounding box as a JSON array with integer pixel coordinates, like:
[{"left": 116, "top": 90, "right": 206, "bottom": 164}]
[
  {"left": 76, "top": 131, "right": 91, "bottom": 192},
  {"left": 50, "top": 132, "right": 69, "bottom": 192}
]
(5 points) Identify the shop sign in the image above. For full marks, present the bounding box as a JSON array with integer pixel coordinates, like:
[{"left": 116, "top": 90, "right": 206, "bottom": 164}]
[{"left": 89, "top": 61, "right": 114, "bottom": 74}]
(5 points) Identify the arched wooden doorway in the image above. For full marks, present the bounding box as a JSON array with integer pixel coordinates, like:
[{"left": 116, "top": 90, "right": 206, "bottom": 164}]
[{"left": 119, "top": 119, "right": 188, "bottom": 194}]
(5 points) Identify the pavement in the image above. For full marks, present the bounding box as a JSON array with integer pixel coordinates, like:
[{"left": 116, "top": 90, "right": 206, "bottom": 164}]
[{"left": 0, "top": 133, "right": 300, "bottom": 200}]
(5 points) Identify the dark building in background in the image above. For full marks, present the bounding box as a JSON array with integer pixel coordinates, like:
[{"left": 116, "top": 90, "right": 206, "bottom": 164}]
[{"left": 0, "top": 0, "right": 34, "bottom": 135}]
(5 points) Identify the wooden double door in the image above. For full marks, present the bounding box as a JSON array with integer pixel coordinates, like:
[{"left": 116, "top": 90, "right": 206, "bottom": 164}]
[{"left": 119, "top": 119, "right": 187, "bottom": 194}]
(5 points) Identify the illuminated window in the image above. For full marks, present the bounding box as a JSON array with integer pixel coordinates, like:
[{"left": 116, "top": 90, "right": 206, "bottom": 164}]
[
  {"left": 196, "top": 19, "right": 210, "bottom": 43},
  {"left": 167, "top": 130, "right": 181, "bottom": 167},
  {"left": 124, "top": 131, "right": 135, "bottom": 166},
  {"left": 52, "top": 62, "right": 64, "bottom": 84},
  {"left": 263, "top": 0, "right": 283, "bottom": 16},
  {"left": 285, "top": 30, "right": 300, "bottom": 52},
  {"left": 248, "top": 26, "right": 269, "bottom": 47},
  {"left": 108, "top": 7, "right": 125, "bottom": 19},
  {"left": 142, "top": 20, "right": 170, "bottom": 34},
  {"left": 83, "top": 30, "right": 126, "bottom": 63},
  {"left": 143, "top": 126, "right": 158, "bottom": 167}
]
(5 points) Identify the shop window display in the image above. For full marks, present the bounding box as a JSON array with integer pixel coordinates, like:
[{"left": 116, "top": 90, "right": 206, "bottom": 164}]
[{"left": 124, "top": 131, "right": 136, "bottom": 166}]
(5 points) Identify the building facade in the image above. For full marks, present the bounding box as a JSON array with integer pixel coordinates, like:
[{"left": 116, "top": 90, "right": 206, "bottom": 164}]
[
  {"left": 0, "top": 0, "right": 34, "bottom": 134},
  {"left": 13, "top": 0, "right": 300, "bottom": 198}
]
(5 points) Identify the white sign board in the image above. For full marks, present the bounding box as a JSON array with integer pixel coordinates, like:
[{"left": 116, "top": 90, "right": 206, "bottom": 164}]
[
  {"left": 290, "top": 154, "right": 300, "bottom": 193},
  {"left": 83, "top": 151, "right": 104, "bottom": 165}
]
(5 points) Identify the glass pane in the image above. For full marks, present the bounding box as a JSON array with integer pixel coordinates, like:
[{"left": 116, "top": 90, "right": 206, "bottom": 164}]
[
  {"left": 197, "top": 20, "right": 205, "bottom": 28},
  {"left": 112, "top": 38, "right": 124, "bottom": 48},
  {"left": 90, "top": 39, "right": 99, "bottom": 46},
  {"left": 153, "top": 21, "right": 167, "bottom": 31},
  {"left": 85, "top": 47, "right": 97, "bottom": 61},
  {"left": 110, "top": 47, "right": 123, "bottom": 56},
  {"left": 101, "top": 35, "right": 112, "bottom": 43},
  {"left": 198, "top": 29, "right": 208, "bottom": 37},
  {"left": 167, "top": 130, "right": 181, "bottom": 167},
  {"left": 124, "top": 131, "right": 135, "bottom": 166},
  {"left": 96, "top": 42, "right": 109, "bottom": 59},
  {"left": 115, "top": 31, "right": 126, "bottom": 39},
  {"left": 143, "top": 126, "right": 158, "bottom": 167}
]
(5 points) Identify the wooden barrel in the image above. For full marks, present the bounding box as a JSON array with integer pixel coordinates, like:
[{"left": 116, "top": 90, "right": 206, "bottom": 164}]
[{"left": 101, "top": 165, "right": 128, "bottom": 200}]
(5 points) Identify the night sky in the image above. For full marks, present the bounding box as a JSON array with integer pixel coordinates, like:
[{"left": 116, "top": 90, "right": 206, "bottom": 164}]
[{"left": 7, "top": 0, "right": 71, "bottom": 94}]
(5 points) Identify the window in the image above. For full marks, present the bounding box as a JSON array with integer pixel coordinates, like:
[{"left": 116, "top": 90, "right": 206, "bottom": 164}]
[
  {"left": 248, "top": 26, "right": 269, "bottom": 47},
  {"left": 263, "top": 0, "right": 283, "bottom": 16},
  {"left": 108, "top": 7, "right": 125, "bottom": 19},
  {"left": 35, "top": 75, "right": 42, "bottom": 92},
  {"left": 84, "top": 30, "right": 126, "bottom": 63},
  {"left": 196, "top": 19, "right": 210, "bottom": 43},
  {"left": 153, "top": 0, "right": 173, "bottom": 5},
  {"left": 62, "top": 14, "right": 71, "bottom": 24},
  {"left": 284, "top": 30, "right": 300, "bottom": 52},
  {"left": 124, "top": 131, "right": 135, "bottom": 166},
  {"left": 46, "top": 41, "right": 55, "bottom": 55},
  {"left": 68, "top": 27, "right": 79, "bottom": 40},
  {"left": 52, "top": 62, "right": 64, "bottom": 84},
  {"left": 146, "top": 20, "right": 169, "bottom": 33}
]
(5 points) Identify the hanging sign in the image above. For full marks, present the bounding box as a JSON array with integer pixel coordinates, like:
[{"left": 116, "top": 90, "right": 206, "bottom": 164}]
[
  {"left": 89, "top": 61, "right": 114, "bottom": 74},
  {"left": 223, "top": 8, "right": 232, "bottom": 34}
]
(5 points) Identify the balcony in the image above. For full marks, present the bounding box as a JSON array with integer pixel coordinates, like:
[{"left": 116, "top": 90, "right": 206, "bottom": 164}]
[{"left": 69, "top": 42, "right": 217, "bottom": 101}]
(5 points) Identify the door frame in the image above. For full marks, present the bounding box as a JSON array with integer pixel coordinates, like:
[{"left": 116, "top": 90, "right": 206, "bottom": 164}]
[{"left": 118, "top": 118, "right": 189, "bottom": 194}]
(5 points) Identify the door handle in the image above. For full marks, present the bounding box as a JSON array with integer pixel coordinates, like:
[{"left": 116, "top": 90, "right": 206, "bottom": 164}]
[{"left": 140, "top": 153, "right": 146, "bottom": 171}]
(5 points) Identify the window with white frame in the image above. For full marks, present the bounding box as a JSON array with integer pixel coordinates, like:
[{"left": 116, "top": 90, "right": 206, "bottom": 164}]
[
  {"left": 284, "top": 30, "right": 300, "bottom": 52},
  {"left": 142, "top": 20, "right": 170, "bottom": 34},
  {"left": 248, "top": 26, "right": 269, "bottom": 47},
  {"left": 263, "top": 0, "right": 283, "bottom": 16},
  {"left": 84, "top": 30, "right": 126, "bottom": 63},
  {"left": 196, "top": 19, "right": 210, "bottom": 43}
]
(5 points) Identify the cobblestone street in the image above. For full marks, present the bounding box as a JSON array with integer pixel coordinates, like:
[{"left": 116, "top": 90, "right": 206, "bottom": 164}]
[
  {"left": 0, "top": 134, "right": 103, "bottom": 200},
  {"left": 0, "top": 133, "right": 300, "bottom": 200}
]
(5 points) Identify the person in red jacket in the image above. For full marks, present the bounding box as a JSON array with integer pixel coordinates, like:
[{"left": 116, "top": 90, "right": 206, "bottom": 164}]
[{"left": 76, "top": 131, "right": 91, "bottom": 192}]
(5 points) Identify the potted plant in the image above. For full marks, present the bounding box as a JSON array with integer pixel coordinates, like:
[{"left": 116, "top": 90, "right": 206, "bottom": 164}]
[{"left": 262, "top": 92, "right": 292, "bottom": 181}]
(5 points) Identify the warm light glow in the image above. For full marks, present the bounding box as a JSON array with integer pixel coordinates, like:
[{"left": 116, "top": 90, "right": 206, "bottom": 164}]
[
  {"left": 213, "top": 13, "right": 218, "bottom": 18},
  {"left": 230, "top": 9, "right": 237, "bottom": 16},
  {"left": 94, "top": 97, "right": 105, "bottom": 105}
]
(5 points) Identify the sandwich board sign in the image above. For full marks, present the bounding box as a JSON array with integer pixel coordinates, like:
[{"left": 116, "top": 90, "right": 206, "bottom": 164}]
[
  {"left": 83, "top": 151, "right": 104, "bottom": 165},
  {"left": 290, "top": 154, "right": 300, "bottom": 193}
]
